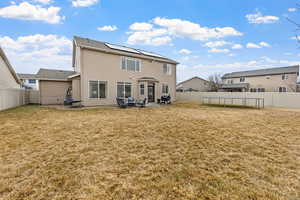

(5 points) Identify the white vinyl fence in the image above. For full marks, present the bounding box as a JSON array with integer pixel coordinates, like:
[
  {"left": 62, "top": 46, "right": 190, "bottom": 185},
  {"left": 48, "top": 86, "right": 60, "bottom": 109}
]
[
  {"left": 0, "top": 89, "right": 40, "bottom": 111},
  {"left": 0, "top": 88, "right": 27, "bottom": 111},
  {"left": 176, "top": 92, "right": 300, "bottom": 109}
]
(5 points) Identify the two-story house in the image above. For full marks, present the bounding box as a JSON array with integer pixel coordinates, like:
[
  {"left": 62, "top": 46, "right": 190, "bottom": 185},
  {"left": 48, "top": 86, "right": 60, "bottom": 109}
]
[
  {"left": 18, "top": 73, "right": 39, "bottom": 90},
  {"left": 38, "top": 36, "right": 178, "bottom": 105},
  {"left": 176, "top": 76, "right": 211, "bottom": 92},
  {"left": 220, "top": 65, "right": 299, "bottom": 92}
]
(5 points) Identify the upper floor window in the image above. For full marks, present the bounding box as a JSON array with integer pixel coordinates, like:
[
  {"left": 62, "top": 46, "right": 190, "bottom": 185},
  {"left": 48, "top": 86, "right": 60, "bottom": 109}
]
[
  {"left": 240, "top": 77, "right": 245, "bottom": 82},
  {"left": 121, "top": 57, "right": 141, "bottom": 72},
  {"left": 163, "top": 64, "right": 172, "bottom": 75},
  {"left": 282, "top": 74, "right": 288, "bottom": 80},
  {"left": 28, "top": 79, "right": 36, "bottom": 84},
  {"left": 89, "top": 81, "right": 107, "bottom": 99},
  {"left": 227, "top": 79, "right": 234, "bottom": 84}
]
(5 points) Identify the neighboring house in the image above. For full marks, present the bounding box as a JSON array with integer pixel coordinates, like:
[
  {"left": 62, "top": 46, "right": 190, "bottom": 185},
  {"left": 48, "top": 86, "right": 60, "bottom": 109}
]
[
  {"left": 37, "top": 36, "right": 179, "bottom": 105},
  {"left": 220, "top": 65, "right": 300, "bottom": 92},
  {"left": 176, "top": 76, "right": 210, "bottom": 92},
  {"left": 0, "top": 47, "right": 21, "bottom": 89},
  {"left": 18, "top": 73, "right": 39, "bottom": 90},
  {"left": 297, "top": 82, "right": 300, "bottom": 92},
  {"left": 36, "top": 68, "right": 75, "bottom": 105}
]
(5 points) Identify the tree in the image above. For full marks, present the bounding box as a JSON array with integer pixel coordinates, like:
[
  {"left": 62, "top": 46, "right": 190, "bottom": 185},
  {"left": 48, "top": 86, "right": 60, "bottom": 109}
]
[
  {"left": 287, "top": 4, "right": 300, "bottom": 45},
  {"left": 208, "top": 73, "right": 222, "bottom": 92}
]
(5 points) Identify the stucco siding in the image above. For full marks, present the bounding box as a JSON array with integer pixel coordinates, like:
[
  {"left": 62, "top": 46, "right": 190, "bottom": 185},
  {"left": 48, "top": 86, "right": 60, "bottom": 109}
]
[
  {"left": 72, "top": 77, "right": 81, "bottom": 101},
  {"left": 0, "top": 56, "right": 20, "bottom": 89},
  {"left": 177, "top": 78, "right": 210, "bottom": 92},
  {"left": 40, "top": 80, "right": 71, "bottom": 105},
  {"left": 223, "top": 73, "right": 298, "bottom": 92},
  {"left": 80, "top": 48, "right": 176, "bottom": 106}
]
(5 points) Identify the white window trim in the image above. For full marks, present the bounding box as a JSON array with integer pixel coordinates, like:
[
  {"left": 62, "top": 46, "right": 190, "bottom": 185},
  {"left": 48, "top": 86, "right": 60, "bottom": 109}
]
[
  {"left": 282, "top": 74, "right": 288, "bottom": 80},
  {"left": 88, "top": 80, "right": 108, "bottom": 99},
  {"left": 162, "top": 83, "right": 169, "bottom": 94},
  {"left": 163, "top": 64, "right": 172, "bottom": 75},
  {"left": 121, "top": 56, "right": 141, "bottom": 72},
  {"left": 139, "top": 83, "right": 145, "bottom": 96},
  {"left": 116, "top": 81, "right": 133, "bottom": 98}
]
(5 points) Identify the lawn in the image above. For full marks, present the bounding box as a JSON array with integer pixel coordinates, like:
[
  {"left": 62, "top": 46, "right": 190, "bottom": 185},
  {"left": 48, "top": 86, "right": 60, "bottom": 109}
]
[{"left": 0, "top": 102, "right": 299, "bottom": 200}]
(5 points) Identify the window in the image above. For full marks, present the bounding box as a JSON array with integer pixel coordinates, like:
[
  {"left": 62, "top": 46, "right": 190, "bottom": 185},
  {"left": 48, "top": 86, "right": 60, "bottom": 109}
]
[
  {"left": 28, "top": 79, "right": 36, "bottom": 84},
  {"left": 257, "top": 88, "right": 265, "bottom": 92},
  {"left": 227, "top": 79, "right": 234, "bottom": 84},
  {"left": 140, "top": 84, "right": 145, "bottom": 95},
  {"left": 163, "top": 64, "right": 172, "bottom": 75},
  {"left": 279, "top": 87, "right": 287, "bottom": 92},
  {"left": 162, "top": 84, "right": 169, "bottom": 94},
  {"left": 121, "top": 57, "right": 141, "bottom": 72},
  {"left": 240, "top": 77, "right": 245, "bottom": 82},
  {"left": 250, "top": 88, "right": 257, "bottom": 92},
  {"left": 117, "top": 82, "right": 132, "bottom": 98},
  {"left": 89, "top": 81, "right": 107, "bottom": 99},
  {"left": 282, "top": 74, "right": 288, "bottom": 80}
]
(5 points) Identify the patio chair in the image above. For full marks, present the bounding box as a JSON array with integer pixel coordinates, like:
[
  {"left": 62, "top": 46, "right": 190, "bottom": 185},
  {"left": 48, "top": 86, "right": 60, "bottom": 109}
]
[
  {"left": 127, "top": 97, "right": 136, "bottom": 107},
  {"left": 136, "top": 98, "right": 147, "bottom": 108},
  {"left": 161, "top": 95, "right": 171, "bottom": 104},
  {"left": 116, "top": 98, "right": 128, "bottom": 108}
]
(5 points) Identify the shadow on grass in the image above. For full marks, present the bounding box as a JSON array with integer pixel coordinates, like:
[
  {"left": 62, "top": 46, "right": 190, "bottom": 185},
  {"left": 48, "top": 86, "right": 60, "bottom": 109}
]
[{"left": 201, "top": 103, "right": 259, "bottom": 109}]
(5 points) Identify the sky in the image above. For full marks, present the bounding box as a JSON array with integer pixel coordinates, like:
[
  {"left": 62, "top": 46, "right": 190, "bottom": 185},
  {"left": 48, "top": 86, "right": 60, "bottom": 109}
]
[{"left": 0, "top": 0, "right": 299, "bottom": 82}]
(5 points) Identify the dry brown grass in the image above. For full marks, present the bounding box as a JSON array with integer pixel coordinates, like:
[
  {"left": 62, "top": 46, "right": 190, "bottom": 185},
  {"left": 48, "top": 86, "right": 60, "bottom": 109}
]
[{"left": 0, "top": 102, "right": 300, "bottom": 200}]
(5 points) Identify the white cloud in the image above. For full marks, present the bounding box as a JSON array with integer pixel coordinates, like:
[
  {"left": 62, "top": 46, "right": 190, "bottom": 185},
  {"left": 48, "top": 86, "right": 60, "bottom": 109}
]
[
  {"left": 127, "top": 17, "right": 242, "bottom": 46},
  {"left": 291, "top": 36, "right": 300, "bottom": 40},
  {"left": 246, "top": 11, "right": 279, "bottom": 24},
  {"left": 204, "top": 41, "right": 231, "bottom": 48},
  {"left": 259, "top": 42, "right": 271, "bottom": 47},
  {"left": 208, "top": 48, "right": 230, "bottom": 53},
  {"left": 97, "top": 25, "right": 118, "bottom": 31},
  {"left": 298, "top": 54, "right": 300, "bottom": 57},
  {"left": 0, "top": 2, "right": 63, "bottom": 24},
  {"left": 129, "top": 22, "right": 153, "bottom": 31},
  {"left": 72, "top": 0, "right": 98, "bottom": 7},
  {"left": 288, "top": 8, "right": 297, "bottom": 12},
  {"left": 231, "top": 44, "right": 243, "bottom": 49},
  {"left": 153, "top": 17, "right": 242, "bottom": 41},
  {"left": 246, "top": 42, "right": 270, "bottom": 48},
  {"left": 33, "top": 0, "right": 52, "bottom": 4},
  {"left": 178, "top": 49, "right": 192, "bottom": 54},
  {"left": 127, "top": 28, "right": 172, "bottom": 46},
  {"left": 228, "top": 53, "right": 237, "bottom": 57},
  {"left": 0, "top": 34, "right": 72, "bottom": 73},
  {"left": 246, "top": 43, "right": 261, "bottom": 49}
]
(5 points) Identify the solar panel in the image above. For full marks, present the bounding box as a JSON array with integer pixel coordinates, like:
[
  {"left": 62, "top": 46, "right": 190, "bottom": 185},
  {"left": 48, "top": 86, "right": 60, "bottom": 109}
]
[
  {"left": 105, "top": 43, "right": 140, "bottom": 54},
  {"left": 139, "top": 50, "right": 166, "bottom": 58}
]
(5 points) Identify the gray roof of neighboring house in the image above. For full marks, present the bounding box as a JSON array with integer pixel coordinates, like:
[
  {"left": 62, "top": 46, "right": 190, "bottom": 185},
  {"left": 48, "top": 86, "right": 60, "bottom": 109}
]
[
  {"left": 17, "top": 73, "right": 37, "bottom": 79},
  {"left": 0, "top": 47, "right": 21, "bottom": 84},
  {"left": 177, "top": 76, "right": 209, "bottom": 86},
  {"left": 73, "top": 36, "right": 178, "bottom": 64},
  {"left": 220, "top": 83, "right": 250, "bottom": 89},
  {"left": 36, "top": 68, "right": 75, "bottom": 81},
  {"left": 222, "top": 65, "right": 300, "bottom": 79}
]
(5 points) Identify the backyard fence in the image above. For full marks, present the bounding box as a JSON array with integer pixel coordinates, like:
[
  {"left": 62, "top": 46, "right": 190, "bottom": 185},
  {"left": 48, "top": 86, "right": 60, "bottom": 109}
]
[
  {"left": 176, "top": 92, "right": 300, "bottom": 109},
  {"left": 0, "top": 89, "right": 40, "bottom": 111}
]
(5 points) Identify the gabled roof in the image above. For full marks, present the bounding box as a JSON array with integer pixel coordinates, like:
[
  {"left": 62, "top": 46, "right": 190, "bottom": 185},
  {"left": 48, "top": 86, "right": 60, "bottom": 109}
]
[
  {"left": 17, "top": 73, "right": 37, "bottom": 79},
  {"left": 223, "top": 65, "right": 299, "bottom": 79},
  {"left": 177, "top": 76, "right": 209, "bottom": 86},
  {"left": 73, "top": 36, "right": 179, "bottom": 64},
  {"left": 36, "top": 68, "right": 75, "bottom": 81},
  {"left": 0, "top": 47, "right": 21, "bottom": 84}
]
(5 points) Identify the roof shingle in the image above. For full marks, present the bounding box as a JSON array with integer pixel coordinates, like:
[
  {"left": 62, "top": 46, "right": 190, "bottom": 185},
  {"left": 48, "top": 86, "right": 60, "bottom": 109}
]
[
  {"left": 222, "top": 65, "right": 299, "bottom": 79},
  {"left": 36, "top": 68, "right": 75, "bottom": 81}
]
